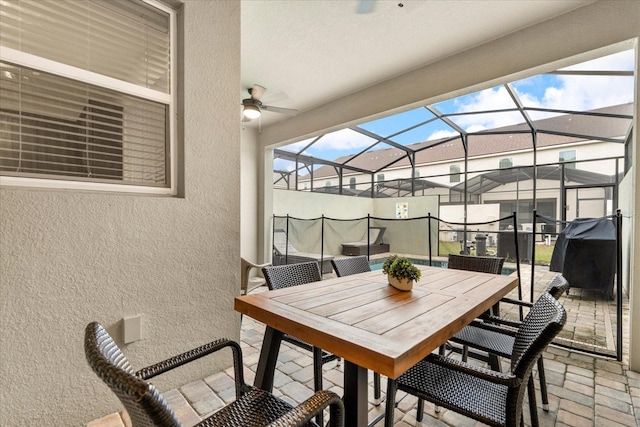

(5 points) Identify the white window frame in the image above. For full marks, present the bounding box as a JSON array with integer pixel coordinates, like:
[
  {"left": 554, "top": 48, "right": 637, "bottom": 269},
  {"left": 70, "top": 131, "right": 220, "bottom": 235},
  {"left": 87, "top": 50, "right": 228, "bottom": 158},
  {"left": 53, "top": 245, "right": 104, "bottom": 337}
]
[{"left": 0, "top": 0, "right": 178, "bottom": 196}]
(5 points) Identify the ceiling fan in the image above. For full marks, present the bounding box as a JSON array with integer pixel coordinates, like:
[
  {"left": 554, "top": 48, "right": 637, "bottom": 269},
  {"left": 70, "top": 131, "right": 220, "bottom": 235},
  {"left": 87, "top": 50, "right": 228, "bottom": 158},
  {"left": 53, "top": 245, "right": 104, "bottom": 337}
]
[{"left": 241, "top": 84, "right": 298, "bottom": 121}]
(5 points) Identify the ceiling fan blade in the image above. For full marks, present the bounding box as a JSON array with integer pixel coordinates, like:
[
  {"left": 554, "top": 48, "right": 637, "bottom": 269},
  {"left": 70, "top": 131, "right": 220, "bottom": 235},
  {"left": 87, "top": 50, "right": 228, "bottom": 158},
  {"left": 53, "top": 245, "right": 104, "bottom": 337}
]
[
  {"left": 261, "top": 105, "right": 298, "bottom": 115},
  {"left": 250, "top": 84, "right": 266, "bottom": 100},
  {"left": 356, "top": 0, "right": 375, "bottom": 14}
]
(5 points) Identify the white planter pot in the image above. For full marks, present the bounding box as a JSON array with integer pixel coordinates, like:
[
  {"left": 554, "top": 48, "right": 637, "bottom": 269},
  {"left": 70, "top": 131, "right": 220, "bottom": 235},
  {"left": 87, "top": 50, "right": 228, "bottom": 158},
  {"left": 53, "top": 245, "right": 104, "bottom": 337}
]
[{"left": 387, "top": 275, "right": 413, "bottom": 291}]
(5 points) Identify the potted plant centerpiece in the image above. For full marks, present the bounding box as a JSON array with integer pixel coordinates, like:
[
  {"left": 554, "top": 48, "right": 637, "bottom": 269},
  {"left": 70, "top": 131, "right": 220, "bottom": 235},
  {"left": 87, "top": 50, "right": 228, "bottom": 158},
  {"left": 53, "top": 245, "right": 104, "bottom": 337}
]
[{"left": 382, "top": 255, "right": 421, "bottom": 291}]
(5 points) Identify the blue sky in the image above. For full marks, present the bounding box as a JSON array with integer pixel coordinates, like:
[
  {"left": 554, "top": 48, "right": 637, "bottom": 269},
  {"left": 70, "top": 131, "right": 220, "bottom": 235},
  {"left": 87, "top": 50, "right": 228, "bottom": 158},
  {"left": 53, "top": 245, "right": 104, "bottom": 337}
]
[{"left": 276, "top": 50, "right": 634, "bottom": 171}]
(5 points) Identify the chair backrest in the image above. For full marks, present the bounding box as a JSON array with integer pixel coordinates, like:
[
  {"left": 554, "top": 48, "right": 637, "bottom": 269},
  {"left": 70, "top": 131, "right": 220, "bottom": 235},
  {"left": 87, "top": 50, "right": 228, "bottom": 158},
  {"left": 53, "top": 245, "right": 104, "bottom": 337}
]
[
  {"left": 545, "top": 274, "right": 569, "bottom": 299},
  {"left": 511, "top": 292, "right": 566, "bottom": 377},
  {"left": 85, "top": 322, "right": 181, "bottom": 427},
  {"left": 503, "top": 293, "right": 565, "bottom": 425},
  {"left": 262, "top": 261, "right": 322, "bottom": 290},
  {"left": 368, "top": 227, "right": 386, "bottom": 245},
  {"left": 447, "top": 254, "right": 505, "bottom": 275},
  {"left": 331, "top": 256, "right": 371, "bottom": 277}
]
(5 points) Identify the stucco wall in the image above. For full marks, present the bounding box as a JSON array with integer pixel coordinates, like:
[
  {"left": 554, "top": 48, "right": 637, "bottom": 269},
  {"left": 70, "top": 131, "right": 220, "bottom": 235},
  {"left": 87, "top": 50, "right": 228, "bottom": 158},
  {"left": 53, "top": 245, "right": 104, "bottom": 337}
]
[
  {"left": 274, "top": 188, "right": 375, "bottom": 218},
  {"left": 273, "top": 190, "right": 439, "bottom": 256},
  {"left": 0, "top": 1, "right": 241, "bottom": 425},
  {"left": 241, "top": 128, "right": 263, "bottom": 262}
]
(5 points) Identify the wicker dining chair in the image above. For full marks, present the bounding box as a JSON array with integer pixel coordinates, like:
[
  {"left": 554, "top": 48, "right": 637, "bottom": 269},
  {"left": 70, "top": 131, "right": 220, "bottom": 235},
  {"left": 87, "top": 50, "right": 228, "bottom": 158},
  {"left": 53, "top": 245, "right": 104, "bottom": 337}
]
[
  {"left": 441, "top": 253, "right": 505, "bottom": 356},
  {"left": 330, "top": 256, "right": 382, "bottom": 404},
  {"left": 384, "top": 292, "right": 566, "bottom": 427},
  {"left": 447, "top": 253, "right": 505, "bottom": 274},
  {"left": 449, "top": 274, "right": 569, "bottom": 424},
  {"left": 262, "top": 262, "right": 339, "bottom": 425},
  {"left": 85, "top": 322, "right": 344, "bottom": 427},
  {"left": 331, "top": 256, "right": 371, "bottom": 278}
]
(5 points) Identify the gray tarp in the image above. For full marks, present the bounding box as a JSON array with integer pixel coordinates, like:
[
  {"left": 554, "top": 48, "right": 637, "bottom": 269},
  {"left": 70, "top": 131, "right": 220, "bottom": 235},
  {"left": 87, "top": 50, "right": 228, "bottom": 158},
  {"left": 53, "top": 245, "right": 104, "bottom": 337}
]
[{"left": 550, "top": 217, "right": 616, "bottom": 297}]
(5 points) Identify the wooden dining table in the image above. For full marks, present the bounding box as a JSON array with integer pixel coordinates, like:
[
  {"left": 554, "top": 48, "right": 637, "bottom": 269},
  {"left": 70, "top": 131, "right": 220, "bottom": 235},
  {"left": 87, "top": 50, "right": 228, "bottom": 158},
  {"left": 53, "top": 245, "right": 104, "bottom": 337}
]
[{"left": 234, "top": 264, "right": 519, "bottom": 427}]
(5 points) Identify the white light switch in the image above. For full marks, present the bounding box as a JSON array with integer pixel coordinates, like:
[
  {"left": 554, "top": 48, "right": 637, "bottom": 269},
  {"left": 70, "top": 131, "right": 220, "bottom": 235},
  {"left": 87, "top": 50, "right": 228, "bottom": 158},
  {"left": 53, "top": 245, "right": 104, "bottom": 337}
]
[{"left": 123, "top": 315, "right": 142, "bottom": 344}]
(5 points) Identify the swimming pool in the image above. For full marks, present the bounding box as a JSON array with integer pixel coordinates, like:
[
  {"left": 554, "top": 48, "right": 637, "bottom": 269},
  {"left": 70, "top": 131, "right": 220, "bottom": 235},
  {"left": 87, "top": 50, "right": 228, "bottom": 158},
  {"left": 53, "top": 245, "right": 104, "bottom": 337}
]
[{"left": 369, "top": 257, "right": 516, "bottom": 276}]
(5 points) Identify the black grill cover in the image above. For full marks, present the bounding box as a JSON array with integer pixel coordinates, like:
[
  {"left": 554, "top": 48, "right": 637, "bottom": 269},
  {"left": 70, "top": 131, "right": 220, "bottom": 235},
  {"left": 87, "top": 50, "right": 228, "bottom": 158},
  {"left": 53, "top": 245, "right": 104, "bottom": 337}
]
[{"left": 550, "top": 218, "right": 616, "bottom": 295}]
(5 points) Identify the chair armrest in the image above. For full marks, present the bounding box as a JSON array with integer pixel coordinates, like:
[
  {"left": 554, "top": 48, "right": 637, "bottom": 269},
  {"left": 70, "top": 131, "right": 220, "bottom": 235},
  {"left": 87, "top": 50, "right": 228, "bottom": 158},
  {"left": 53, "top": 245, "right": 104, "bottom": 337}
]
[
  {"left": 247, "top": 260, "right": 272, "bottom": 269},
  {"left": 266, "top": 390, "right": 345, "bottom": 427},
  {"left": 479, "top": 315, "right": 523, "bottom": 329},
  {"left": 425, "top": 354, "right": 520, "bottom": 387},
  {"left": 499, "top": 297, "right": 533, "bottom": 308},
  {"left": 468, "top": 319, "right": 518, "bottom": 337},
  {"left": 136, "top": 338, "right": 247, "bottom": 399}
]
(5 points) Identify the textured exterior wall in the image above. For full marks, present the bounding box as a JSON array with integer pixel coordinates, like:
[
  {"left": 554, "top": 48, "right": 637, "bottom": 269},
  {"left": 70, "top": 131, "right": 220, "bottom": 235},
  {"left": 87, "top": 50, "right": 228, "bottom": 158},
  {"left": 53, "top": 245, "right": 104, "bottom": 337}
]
[
  {"left": 0, "top": 1, "right": 241, "bottom": 425},
  {"left": 241, "top": 128, "right": 262, "bottom": 263}
]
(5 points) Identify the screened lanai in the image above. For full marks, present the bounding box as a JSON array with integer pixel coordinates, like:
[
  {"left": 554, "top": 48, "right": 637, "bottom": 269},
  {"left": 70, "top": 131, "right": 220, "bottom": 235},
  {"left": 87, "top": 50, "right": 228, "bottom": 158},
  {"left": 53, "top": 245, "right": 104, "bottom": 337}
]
[
  {"left": 274, "top": 50, "right": 634, "bottom": 226},
  {"left": 271, "top": 49, "right": 635, "bottom": 360}
]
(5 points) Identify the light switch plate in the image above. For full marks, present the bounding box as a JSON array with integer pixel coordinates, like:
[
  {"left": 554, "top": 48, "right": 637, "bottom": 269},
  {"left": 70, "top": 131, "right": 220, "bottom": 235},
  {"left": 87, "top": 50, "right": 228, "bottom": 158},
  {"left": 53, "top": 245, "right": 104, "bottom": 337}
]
[{"left": 123, "top": 315, "right": 142, "bottom": 344}]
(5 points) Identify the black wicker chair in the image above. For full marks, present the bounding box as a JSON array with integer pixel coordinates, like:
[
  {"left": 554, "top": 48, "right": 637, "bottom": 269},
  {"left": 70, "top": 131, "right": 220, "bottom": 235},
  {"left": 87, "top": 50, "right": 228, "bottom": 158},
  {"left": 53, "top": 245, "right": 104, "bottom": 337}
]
[
  {"left": 85, "top": 322, "right": 344, "bottom": 427},
  {"left": 331, "top": 256, "right": 371, "bottom": 277},
  {"left": 440, "top": 253, "right": 505, "bottom": 356},
  {"left": 447, "top": 253, "right": 505, "bottom": 274},
  {"left": 449, "top": 274, "right": 569, "bottom": 424},
  {"left": 384, "top": 292, "right": 566, "bottom": 427},
  {"left": 262, "top": 262, "right": 340, "bottom": 424},
  {"left": 330, "top": 256, "right": 382, "bottom": 403}
]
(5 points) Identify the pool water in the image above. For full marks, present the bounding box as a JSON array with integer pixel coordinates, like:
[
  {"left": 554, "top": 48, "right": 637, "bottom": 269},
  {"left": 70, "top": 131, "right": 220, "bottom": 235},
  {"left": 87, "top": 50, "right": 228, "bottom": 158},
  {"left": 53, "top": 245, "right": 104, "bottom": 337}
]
[{"left": 369, "top": 257, "right": 515, "bottom": 276}]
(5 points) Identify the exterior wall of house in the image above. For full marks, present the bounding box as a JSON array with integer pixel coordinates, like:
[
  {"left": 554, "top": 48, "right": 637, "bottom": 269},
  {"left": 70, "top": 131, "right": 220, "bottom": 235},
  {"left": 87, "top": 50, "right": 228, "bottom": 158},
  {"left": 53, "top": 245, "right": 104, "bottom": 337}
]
[
  {"left": 242, "top": 127, "right": 264, "bottom": 263},
  {"left": 259, "top": 2, "right": 639, "bottom": 370},
  {"left": 274, "top": 187, "right": 375, "bottom": 219},
  {"left": 300, "top": 139, "right": 625, "bottom": 191},
  {"left": 0, "top": 1, "right": 241, "bottom": 424}
]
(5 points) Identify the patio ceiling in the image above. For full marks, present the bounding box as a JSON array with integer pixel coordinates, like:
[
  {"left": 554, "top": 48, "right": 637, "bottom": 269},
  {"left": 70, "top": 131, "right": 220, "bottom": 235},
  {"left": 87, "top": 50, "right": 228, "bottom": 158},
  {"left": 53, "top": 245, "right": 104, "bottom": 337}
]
[{"left": 241, "top": 1, "right": 595, "bottom": 129}]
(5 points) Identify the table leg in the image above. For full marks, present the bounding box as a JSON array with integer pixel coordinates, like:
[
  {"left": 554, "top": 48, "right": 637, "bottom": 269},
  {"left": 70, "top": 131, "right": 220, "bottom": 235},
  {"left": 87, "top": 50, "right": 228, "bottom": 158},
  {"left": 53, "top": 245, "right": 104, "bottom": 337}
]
[
  {"left": 343, "top": 360, "right": 368, "bottom": 427},
  {"left": 254, "top": 326, "right": 283, "bottom": 392}
]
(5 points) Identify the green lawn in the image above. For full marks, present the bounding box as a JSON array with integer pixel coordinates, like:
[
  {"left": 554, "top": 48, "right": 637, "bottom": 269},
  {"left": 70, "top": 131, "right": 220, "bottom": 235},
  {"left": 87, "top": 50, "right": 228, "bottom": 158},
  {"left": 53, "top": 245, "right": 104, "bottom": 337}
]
[{"left": 437, "top": 241, "right": 555, "bottom": 265}]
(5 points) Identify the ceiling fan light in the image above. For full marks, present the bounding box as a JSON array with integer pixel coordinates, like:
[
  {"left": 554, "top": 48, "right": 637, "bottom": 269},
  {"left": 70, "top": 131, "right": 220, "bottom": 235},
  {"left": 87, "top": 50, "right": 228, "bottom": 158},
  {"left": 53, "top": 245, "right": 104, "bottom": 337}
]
[{"left": 243, "top": 104, "right": 261, "bottom": 119}]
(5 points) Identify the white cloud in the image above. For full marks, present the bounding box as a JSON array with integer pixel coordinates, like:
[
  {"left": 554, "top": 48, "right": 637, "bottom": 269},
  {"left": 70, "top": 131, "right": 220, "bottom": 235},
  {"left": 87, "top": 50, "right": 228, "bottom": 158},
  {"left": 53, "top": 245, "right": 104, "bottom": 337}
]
[
  {"left": 313, "top": 128, "right": 376, "bottom": 151},
  {"left": 447, "top": 49, "right": 634, "bottom": 130},
  {"left": 273, "top": 158, "right": 295, "bottom": 171},
  {"left": 448, "top": 86, "right": 527, "bottom": 130},
  {"left": 561, "top": 50, "right": 634, "bottom": 72},
  {"left": 427, "top": 129, "right": 459, "bottom": 140}
]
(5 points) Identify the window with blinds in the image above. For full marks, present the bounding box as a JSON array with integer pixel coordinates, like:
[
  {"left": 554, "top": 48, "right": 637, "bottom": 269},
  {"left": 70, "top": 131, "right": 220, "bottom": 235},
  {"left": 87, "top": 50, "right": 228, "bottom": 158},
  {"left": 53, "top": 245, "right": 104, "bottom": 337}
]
[{"left": 0, "top": 0, "right": 176, "bottom": 193}]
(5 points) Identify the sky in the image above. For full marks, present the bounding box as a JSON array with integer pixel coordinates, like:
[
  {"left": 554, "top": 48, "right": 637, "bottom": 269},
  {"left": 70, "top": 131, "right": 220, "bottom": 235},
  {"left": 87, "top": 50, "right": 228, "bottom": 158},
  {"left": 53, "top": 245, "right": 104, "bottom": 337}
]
[{"left": 275, "top": 49, "right": 635, "bottom": 172}]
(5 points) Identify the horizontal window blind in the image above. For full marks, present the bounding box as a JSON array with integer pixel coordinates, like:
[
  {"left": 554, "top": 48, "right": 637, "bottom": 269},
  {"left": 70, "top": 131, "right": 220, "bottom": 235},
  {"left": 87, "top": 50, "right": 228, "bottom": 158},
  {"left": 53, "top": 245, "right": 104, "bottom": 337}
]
[
  {"left": 0, "top": 61, "right": 168, "bottom": 185},
  {"left": 1, "top": 0, "right": 170, "bottom": 93},
  {"left": 0, "top": 0, "right": 173, "bottom": 189}
]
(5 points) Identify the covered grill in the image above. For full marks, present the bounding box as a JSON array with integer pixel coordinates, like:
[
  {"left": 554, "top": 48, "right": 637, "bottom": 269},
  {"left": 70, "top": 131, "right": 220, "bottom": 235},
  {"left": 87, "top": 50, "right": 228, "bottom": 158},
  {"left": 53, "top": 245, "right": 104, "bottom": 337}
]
[{"left": 550, "top": 217, "right": 616, "bottom": 299}]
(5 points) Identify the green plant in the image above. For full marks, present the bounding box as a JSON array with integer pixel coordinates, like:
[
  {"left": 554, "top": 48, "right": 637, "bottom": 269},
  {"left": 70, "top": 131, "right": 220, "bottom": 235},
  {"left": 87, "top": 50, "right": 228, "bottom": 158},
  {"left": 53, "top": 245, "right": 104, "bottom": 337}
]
[{"left": 382, "top": 255, "right": 421, "bottom": 282}]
